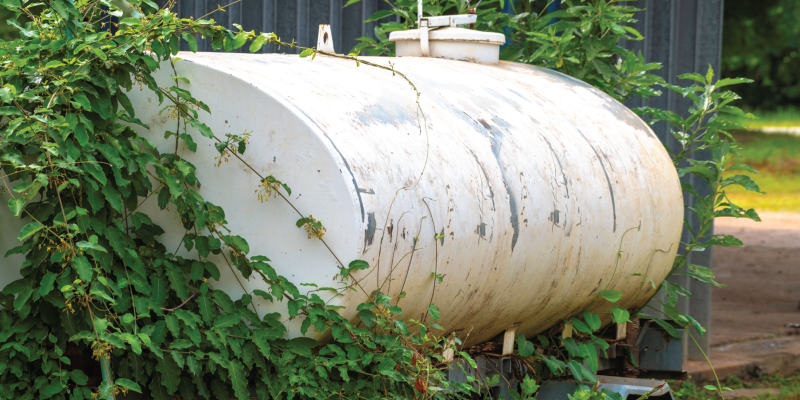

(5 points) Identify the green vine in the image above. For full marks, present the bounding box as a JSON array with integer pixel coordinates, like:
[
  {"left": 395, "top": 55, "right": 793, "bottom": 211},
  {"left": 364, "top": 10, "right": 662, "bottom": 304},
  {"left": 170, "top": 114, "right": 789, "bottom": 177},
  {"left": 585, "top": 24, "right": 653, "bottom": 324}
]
[
  {"left": 0, "top": 0, "right": 761, "bottom": 400},
  {"left": 0, "top": 1, "right": 471, "bottom": 399},
  {"left": 354, "top": 1, "right": 761, "bottom": 399}
]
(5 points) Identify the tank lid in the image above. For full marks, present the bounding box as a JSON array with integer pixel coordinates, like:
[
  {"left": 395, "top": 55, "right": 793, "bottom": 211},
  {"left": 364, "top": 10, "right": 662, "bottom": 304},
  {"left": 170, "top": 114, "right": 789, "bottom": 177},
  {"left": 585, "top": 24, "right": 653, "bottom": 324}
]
[
  {"left": 389, "top": 27, "right": 505, "bottom": 44},
  {"left": 389, "top": 27, "right": 504, "bottom": 64}
]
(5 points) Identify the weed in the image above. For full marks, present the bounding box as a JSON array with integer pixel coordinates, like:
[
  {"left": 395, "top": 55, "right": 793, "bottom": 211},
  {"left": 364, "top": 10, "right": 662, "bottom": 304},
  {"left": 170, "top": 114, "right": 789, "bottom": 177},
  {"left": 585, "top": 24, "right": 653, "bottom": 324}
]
[{"left": 674, "top": 372, "right": 800, "bottom": 400}]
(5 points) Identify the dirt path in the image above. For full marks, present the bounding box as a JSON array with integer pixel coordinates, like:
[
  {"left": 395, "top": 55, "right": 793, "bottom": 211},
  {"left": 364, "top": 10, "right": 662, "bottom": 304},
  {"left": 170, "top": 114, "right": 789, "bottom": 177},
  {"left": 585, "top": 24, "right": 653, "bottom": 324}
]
[{"left": 712, "top": 212, "right": 800, "bottom": 346}]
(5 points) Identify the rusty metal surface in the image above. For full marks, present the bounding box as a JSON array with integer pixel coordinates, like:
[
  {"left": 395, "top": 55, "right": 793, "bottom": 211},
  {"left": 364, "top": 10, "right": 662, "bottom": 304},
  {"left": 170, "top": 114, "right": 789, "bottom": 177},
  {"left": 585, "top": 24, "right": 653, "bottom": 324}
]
[{"left": 0, "top": 53, "right": 684, "bottom": 346}]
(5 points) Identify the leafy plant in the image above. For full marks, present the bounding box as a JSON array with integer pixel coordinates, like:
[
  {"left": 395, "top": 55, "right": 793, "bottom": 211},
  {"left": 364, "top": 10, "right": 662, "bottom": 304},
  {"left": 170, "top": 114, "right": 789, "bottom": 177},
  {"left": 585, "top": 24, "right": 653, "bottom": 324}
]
[
  {"left": 0, "top": 1, "right": 473, "bottom": 399},
  {"left": 355, "top": 1, "right": 761, "bottom": 398},
  {"left": 0, "top": 0, "right": 761, "bottom": 399},
  {"left": 351, "top": 0, "right": 663, "bottom": 101}
]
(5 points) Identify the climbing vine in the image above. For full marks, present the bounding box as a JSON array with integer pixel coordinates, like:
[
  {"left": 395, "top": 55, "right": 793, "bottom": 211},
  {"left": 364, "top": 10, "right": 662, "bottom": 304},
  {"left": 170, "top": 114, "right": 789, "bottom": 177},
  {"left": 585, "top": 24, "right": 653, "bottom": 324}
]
[
  {"left": 0, "top": 1, "right": 471, "bottom": 399},
  {"left": 355, "top": 0, "right": 762, "bottom": 398},
  {"left": 0, "top": 0, "right": 760, "bottom": 400}
]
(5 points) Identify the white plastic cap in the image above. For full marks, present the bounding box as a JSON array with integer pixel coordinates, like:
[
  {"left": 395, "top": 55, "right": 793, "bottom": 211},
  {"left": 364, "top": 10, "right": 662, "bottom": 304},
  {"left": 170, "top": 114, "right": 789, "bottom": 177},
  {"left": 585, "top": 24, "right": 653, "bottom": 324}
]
[{"left": 389, "top": 27, "right": 505, "bottom": 64}]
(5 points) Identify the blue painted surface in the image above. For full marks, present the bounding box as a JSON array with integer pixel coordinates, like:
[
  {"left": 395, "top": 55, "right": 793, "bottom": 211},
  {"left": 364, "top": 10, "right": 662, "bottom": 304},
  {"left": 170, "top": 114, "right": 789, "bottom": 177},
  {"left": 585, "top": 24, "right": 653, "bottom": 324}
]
[
  {"left": 638, "top": 321, "right": 685, "bottom": 372},
  {"left": 501, "top": 0, "right": 515, "bottom": 46},
  {"left": 547, "top": 0, "right": 562, "bottom": 26}
]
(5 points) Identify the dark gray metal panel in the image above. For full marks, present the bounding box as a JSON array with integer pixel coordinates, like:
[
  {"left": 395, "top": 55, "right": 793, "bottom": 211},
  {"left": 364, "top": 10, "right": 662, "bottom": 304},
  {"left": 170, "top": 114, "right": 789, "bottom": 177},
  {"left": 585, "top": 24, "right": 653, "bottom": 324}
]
[
  {"left": 329, "top": 0, "right": 343, "bottom": 52},
  {"left": 362, "top": 0, "right": 378, "bottom": 40},
  {"left": 686, "top": 0, "right": 724, "bottom": 362},
  {"left": 296, "top": 0, "right": 310, "bottom": 49},
  {"left": 622, "top": 0, "right": 724, "bottom": 361},
  {"left": 172, "top": 0, "right": 382, "bottom": 54},
  {"left": 276, "top": 1, "right": 298, "bottom": 53},
  {"left": 241, "top": 0, "right": 266, "bottom": 51},
  {"left": 341, "top": 2, "right": 364, "bottom": 53},
  {"left": 308, "top": 1, "right": 330, "bottom": 49}
]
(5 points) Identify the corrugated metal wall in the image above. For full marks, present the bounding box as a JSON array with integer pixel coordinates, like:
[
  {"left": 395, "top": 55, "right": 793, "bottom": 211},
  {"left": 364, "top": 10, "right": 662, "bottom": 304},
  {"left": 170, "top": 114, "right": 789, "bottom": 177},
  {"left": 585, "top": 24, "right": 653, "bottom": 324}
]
[
  {"left": 165, "top": 0, "right": 395, "bottom": 54},
  {"left": 163, "top": 0, "right": 723, "bottom": 359},
  {"left": 621, "top": 0, "right": 724, "bottom": 360}
]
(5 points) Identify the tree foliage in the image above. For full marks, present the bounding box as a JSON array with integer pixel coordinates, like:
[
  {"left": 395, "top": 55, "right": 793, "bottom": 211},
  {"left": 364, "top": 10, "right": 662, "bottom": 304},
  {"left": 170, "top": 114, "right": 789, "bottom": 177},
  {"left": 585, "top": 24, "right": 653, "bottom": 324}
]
[{"left": 722, "top": 0, "right": 800, "bottom": 110}]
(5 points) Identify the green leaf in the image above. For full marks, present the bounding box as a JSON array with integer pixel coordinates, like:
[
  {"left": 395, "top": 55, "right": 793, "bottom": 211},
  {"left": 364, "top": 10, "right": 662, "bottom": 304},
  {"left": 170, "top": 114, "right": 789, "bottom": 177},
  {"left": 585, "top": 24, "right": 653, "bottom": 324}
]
[
  {"left": 364, "top": 9, "right": 394, "bottom": 22},
  {"left": 165, "top": 262, "right": 190, "bottom": 301},
  {"left": 214, "top": 313, "right": 241, "bottom": 329},
  {"left": 205, "top": 262, "right": 220, "bottom": 280},
  {"left": 650, "top": 316, "right": 681, "bottom": 339},
  {"left": 705, "top": 65, "right": 714, "bottom": 84},
  {"left": 17, "top": 221, "right": 44, "bottom": 241},
  {"left": 7, "top": 197, "right": 24, "bottom": 217},
  {"left": 228, "top": 360, "right": 249, "bottom": 400},
  {"left": 714, "top": 77, "right": 753, "bottom": 89},
  {"left": 0, "top": 87, "right": 13, "bottom": 103},
  {"left": 702, "top": 234, "right": 744, "bottom": 248},
  {"left": 232, "top": 32, "right": 248, "bottom": 49},
  {"left": 520, "top": 376, "right": 540, "bottom": 397},
  {"left": 726, "top": 164, "right": 758, "bottom": 174},
  {"left": 13, "top": 285, "right": 33, "bottom": 311},
  {"left": 190, "top": 261, "right": 205, "bottom": 281},
  {"left": 181, "top": 33, "right": 198, "bottom": 52},
  {"left": 515, "top": 334, "right": 535, "bottom": 358},
  {"left": 704, "top": 385, "right": 719, "bottom": 391},
  {"left": 170, "top": 339, "right": 194, "bottom": 350},
  {"left": 570, "top": 318, "right": 591, "bottom": 334},
  {"left": 76, "top": 241, "right": 107, "bottom": 253},
  {"left": 39, "top": 271, "right": 58, "bottom": 296},
  {"left": 253, "top": 330, "right": 271, "bottom": 360},
  {"left": 102, "top": 185, "right": 124, "bottom": 212},
  {"left": 165, "top": 314, "right": 180, "bottom": 337},
  {"left": 249, "top": 35, "right": 266, "bottom": 53},
  {"left": 70, "top": 369, "right": 89, "bottom": 385},
  {"left": 299, "top": 48, "right": 315, "bottom": 58},
  {"left": 72, "top": 92, "right": 92, "bottom": 111},
  {"left": 611, "top": 306, "right": 630, "bottom": 324},
  {"left": 115, "top": 378, "right": 142, "bottom": 393},
  {"left": 155, "top": 354, "right": 182, "bottom": 394},
  {"left": 188, "top": 118, "right": 214, "bottom": 138},
  {"left": 197, "top": 294, "right": 216, "bottom": 325},
  {"left": 38, "top": 380, "right": 64, "bottom": 398},
  {"left": 287, "top": 299, "right": 302, "bottom": 318},
  {"left": 427, "top": 304, "right": 440, "bottom": 321},
  {"left": 72, "top": 256, "right": 94, "bottom": 282},
  {"left": 583, "top": 311, "right": 601, "bottom": 331},
  {"left": 722, "top": 174, "right": 764, "bottom": 193},
  {"left": 600, "top": 290, "right": 623, "bottom": 303},
  {"left": 679, "top": 72, "right": 706, "bottom": 84},
  {"left": 45, "top": 60, "right": 65, "bottom": 69},
  {"left": 149, "top": 378, "right": 171, "bottom": 400},
  {"left": 0, "top": 106, "right": 21, "bottom": 115},
  {"left": 349, "top": 259, "right": 370, "bottom": 270}
]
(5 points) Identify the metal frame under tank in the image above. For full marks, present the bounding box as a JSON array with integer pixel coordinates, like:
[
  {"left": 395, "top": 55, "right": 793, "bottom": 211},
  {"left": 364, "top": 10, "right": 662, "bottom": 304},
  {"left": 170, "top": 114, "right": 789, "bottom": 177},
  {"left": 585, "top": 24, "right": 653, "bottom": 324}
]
[{"left": 446, "top": 319, "right": 687, "bottom": 399}]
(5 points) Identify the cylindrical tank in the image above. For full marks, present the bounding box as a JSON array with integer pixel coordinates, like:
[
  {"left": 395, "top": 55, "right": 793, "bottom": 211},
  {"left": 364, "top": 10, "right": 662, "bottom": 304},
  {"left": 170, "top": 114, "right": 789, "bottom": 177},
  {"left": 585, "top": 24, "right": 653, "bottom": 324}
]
[{"left": 0, "top": 53, "right": 683, "bottom": 346}]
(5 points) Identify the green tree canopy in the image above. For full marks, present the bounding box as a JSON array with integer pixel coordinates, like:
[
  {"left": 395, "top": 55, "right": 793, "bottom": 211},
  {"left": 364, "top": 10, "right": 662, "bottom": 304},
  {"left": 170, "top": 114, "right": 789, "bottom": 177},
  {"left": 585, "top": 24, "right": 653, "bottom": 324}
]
[{"left": 722, "top": 0, "right": 800, "bottom": 111}]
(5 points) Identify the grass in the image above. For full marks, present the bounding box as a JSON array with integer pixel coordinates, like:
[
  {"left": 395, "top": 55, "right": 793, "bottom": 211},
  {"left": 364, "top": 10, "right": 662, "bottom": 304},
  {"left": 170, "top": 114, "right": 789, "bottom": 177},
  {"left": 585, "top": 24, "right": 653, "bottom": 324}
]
[
  {"left": 721, "top": 106, "right": 800, "bottom": 129},
  {"left": 674, "top": 372, "right": 800, "bottom": 400},
  {"left": 724, "top": 130, "right": 800, "bottom": 213}
]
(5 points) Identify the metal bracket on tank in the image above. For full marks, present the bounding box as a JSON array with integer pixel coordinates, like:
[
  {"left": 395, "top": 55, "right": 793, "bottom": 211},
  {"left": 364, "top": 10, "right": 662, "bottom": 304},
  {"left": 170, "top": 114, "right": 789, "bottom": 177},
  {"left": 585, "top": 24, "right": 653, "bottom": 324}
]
[
  {"left": 415, "top": 0, "right": 478, "bottom": 57},
  {"left": 316, "top": 24, "right": 335, "bottom": 53},
  {"left": 419, "top": 19, "right": 430, "bottom": 57}
]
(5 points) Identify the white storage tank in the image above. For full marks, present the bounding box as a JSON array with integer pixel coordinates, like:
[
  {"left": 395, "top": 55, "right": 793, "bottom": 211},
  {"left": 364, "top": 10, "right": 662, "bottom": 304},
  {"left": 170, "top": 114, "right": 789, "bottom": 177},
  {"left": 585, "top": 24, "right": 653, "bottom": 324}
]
[{"left": 0, "top": 52, "right": 683, "bottom": 346}]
